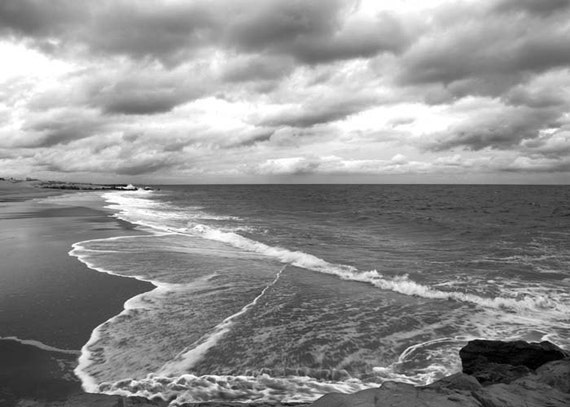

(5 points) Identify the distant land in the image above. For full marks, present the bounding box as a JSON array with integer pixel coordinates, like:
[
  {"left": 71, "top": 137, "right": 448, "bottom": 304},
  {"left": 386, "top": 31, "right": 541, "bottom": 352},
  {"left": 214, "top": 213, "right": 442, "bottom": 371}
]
[{"left": 0, "top": 177, "right": 152, "bottom": 191}]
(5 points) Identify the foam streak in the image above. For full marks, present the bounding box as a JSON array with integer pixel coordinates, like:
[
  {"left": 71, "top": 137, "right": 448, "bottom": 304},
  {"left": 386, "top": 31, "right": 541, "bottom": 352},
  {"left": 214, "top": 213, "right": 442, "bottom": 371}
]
[
  {"left": 159, "top": 265, "right": 289, "bottom": 375},
  {"left": 0, "top": 336, "right": 80, "bottom": 355},
  {"left": 185, "top": 225, "right": 570, "bottom": 318}
]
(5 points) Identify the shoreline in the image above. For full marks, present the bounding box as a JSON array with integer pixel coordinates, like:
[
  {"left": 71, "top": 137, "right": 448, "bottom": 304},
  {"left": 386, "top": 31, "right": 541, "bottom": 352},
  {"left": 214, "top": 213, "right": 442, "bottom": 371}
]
[
  {"left": 0, "top": 181, "right": 154, "bottom": 405},
  {"left": 2, "top": 181, "right": 569, "bottom": 406}
]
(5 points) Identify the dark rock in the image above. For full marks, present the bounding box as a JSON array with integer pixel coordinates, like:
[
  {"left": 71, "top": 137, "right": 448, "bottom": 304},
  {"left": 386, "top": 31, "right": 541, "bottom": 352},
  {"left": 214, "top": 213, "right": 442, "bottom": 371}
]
[
  {"left": 474, "top": 380, "right": 570, "bottom": 407},
  {"left": 308, "top": 339, "right": 570, "bottom": 407},
  {"left": 426, "top": 372, "right": 482, "bottom": 392},
  {"left": 310, "top": 382, "right": 482, "bottom": 407},
  {"left": 467, "top": 362, "right": 532, "bottom": 385},
  {"left": 8, "top": 339, "right": 569, "bottom": 407},
  {"left": 535, "top": 358, "right": 570, "bottom": 393},
  {"left": 460, "top": 340, "right": 569, "bottom": 384}
]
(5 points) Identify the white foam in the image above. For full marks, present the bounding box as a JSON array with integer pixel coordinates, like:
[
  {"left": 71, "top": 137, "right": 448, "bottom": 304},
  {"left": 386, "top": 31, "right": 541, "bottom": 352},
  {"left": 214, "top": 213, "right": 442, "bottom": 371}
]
[
  {"left": 74, "top": 283, "right": 177, "bottom": 393},
  {"left": 180, "top": 224, "right": 570, "bottom": 318},
  {"left": 188, "top": 223, "right": 356, "bottom": 274},
  {"left": 70, "top": 239, "right": 179, "bottom": 290},
  {"left": 71, "top": 235, "right": 184, "bottom": 392},
  {"left": 92, "top": 336, "right": 469, "bottom": 405},
  {"left": 371, "top": 336, "right": 475, "bottom": 386},
  {"left": 0, "top": 336, "right": 80, "bottom": 355},
  {"left": 72, "top": 188, "right": 570, "bottom": 400},
  {"left": 98, "top": 372, "right": 379, "bottom": 405},
  {"left": 159, "top": 265, "right": 288, "bottom": 375},
  {"left": 100, "top": 191, "right": 570, "bottom": 318},
  {"left": 102, "top": 192, "right": 570, "bottom": 321},
  {"left": 361, "top": 273, "right": 570, "bottom": 318}
]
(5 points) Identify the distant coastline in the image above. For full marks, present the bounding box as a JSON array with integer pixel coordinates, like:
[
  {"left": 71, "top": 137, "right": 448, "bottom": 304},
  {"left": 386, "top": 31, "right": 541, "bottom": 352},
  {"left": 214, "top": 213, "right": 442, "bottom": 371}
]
[{"left": 0, "top": 176, "right": 156, "bottom": 192}]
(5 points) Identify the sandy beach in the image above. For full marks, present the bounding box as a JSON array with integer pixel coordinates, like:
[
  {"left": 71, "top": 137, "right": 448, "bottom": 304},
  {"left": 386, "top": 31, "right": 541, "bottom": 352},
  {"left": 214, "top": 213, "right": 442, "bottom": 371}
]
[{"left": 0, "top": 181, "right": 153, "bottom": 404}]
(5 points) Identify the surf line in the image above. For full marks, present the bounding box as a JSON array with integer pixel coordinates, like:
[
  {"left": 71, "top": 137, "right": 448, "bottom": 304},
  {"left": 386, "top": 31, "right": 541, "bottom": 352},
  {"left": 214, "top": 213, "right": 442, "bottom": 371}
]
[
  {"left": 158, "top": 265, "right": 288, "bottom": 375},
  {"left": 0, "top": 336, "right": 81, "bottom": 355}
]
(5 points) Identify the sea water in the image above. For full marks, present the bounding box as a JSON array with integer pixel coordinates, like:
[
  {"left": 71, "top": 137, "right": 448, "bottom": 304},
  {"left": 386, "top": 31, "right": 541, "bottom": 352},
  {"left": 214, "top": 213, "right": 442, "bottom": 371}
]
[{"left": 67, "top": 185, "right": 570, "bottom": 404}]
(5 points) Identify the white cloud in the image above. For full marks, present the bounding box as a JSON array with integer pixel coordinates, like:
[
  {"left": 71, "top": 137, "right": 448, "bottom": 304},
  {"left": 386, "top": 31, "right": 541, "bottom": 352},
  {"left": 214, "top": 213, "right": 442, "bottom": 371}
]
[{"left": 0, "top": 0, "right": 569, "bottom": 183}]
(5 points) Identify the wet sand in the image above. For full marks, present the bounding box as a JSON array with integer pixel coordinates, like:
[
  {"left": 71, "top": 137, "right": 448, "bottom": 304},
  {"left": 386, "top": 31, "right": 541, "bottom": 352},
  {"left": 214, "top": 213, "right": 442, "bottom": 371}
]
[
  {"left": 0, "top": 340, "right": 81, "bottom": 405},
  {"left": 0, "top": 181, "right": 153, "bottom": 404}
]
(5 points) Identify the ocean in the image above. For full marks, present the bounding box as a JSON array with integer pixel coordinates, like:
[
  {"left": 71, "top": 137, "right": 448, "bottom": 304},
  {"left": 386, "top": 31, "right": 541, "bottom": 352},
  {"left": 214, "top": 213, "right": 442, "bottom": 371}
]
[{"left": 67, "top": 185, "right": 570, "bottom": 404}]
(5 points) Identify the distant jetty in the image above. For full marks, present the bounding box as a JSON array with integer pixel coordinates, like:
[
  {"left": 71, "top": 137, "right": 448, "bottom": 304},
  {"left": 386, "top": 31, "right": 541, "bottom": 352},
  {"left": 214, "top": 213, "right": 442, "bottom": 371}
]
[
  {"left": 38, "top": 180, "right": 150, "bottom": 191},
  {"left": 1, "top": 176, "right": 152, "bottom": 191}
]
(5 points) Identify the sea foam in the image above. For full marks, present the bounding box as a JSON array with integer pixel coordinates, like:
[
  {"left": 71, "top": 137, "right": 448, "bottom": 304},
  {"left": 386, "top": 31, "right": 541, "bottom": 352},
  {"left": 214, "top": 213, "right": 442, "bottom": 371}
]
[
  {"left": 101, "top": 190, "right": 570, "bottom": 319},
  {"left": 158, "top": 265, "right": 288, "bottom": 375},
  {"left": 179, "top": 223, "right": 570, "bottom": 318},
  {"left": 70, "top": 189, "right": 570, "bottom": 404},
  {"left": 0, "top": 336, "right": 80, "bottom": 355}
]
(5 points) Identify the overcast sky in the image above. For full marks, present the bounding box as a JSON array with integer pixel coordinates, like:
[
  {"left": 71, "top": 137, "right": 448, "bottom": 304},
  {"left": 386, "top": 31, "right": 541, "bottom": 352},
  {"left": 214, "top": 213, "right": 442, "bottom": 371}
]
[{"left": 1, "top": 0, "right": 569, "bottom": 184}]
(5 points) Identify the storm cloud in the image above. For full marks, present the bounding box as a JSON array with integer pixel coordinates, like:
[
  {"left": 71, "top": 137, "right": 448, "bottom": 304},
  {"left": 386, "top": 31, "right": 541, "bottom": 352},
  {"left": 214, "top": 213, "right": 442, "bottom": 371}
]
[
  {"left": 0, "top": 0, "right": 404, "bottom": 65},
  {"left": 1, "top": 0, "right": 569, "bottom": 183}
]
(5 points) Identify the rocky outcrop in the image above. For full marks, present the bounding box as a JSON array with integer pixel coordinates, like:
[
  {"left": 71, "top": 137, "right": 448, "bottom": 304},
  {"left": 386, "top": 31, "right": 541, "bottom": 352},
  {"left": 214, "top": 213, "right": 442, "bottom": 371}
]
[
  {"left": 8, "top": 340, "right": 569, "bottom": 407},
  {"left": 309, "top": 340, "right": 570, "bottom": 407},
  {"left": 535, "top": 359, "right": 570, "bottom": 393},
  {"left": 311, "top": 378, "right": 483, "bottom": 407},
  {"left": 459, "top": 339, "right": 569, "bottom": 384}
]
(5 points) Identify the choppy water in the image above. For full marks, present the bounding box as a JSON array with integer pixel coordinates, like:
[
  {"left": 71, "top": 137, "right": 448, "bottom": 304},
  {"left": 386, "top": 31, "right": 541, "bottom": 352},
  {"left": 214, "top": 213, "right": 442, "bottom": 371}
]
[{"left": 68, "top": 185, "right": 570, "bottom": 405}]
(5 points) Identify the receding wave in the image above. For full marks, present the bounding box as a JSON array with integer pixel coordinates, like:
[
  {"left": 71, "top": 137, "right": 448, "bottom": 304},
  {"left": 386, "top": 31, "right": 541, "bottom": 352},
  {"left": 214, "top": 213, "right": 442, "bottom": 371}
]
[
  {"left": 0, "top": 336, "right": 80, "bottom": 355},
  {"left": 70, "top": 190, "right": 570, "bottom": 404},
  {"left": 180, "top": 224, "right": 570, "bottom": 318},
  {"left": 98, "top": 372, "right": 377, "bottom": 404},
  {"left": 86, "top": 336, "right": 469, "bottom": 405},
  {"left": 100, "top": 191, "right": 570, "bottom": 319},
  {"left": 159, "top": 265, "right": 288, "bottom": 376}
]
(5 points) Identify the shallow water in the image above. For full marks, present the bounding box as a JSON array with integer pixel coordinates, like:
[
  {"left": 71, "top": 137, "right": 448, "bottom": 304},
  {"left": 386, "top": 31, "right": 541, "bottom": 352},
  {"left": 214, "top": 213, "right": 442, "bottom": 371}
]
[{"left": 65, "top": 185, "right": 570, "bottom": 404}]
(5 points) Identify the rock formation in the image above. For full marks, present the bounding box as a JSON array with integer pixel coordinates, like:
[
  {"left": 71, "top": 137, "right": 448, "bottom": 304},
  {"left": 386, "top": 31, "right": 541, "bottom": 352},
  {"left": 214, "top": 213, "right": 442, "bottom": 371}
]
[
  {"left": 309, "top": 340, "right": 570, "bottom": 407},
  {"left": 7, "top": 340, "right": 569, "bottom": 406}
]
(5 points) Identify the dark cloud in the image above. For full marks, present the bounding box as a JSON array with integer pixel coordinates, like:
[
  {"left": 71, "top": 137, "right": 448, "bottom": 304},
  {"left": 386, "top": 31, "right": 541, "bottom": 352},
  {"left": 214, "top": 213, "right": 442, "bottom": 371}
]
[
  {"left": 37, "top": 141, "right": 182, "bottom": 176},
  {"left": 510, "top": 32, "right": 570, "bottom": 74},
  {"left": 224, "top": 130, "right": 275, "bottom": 148},
  {"left": 397, "top": 3, "right": 570, "bottom": 100},
  {"left": 504, "top": 85, "right": 567, "bottom": 108},
  {"left": 2, "top": 0, "right": 570, "bottom": 180},
  {"left": 225, "top": 0, "right": 347, "bottom": 52},
  {"left": 221, "top": 56, "right": 294, "bottom": 83},
  {"left": 494, "top": 0, "right": 570, "bottom": 17},
  {"left": 226, "top": 1, "right": 409, "bottom": 64},
  {"left": 0, "top": 0, "right": 406, "bottom": 66},
  {"left": 97, "top": 90, "right": 187, "bottom": 115},
  {"left": 84, "top": 1, "right": 216, "bottom": 64},
  {"left": 115, "top": 158, "right": 176, "bottom": 175},
  {"left": 427, "top": 106, "right": 562, "bottom": 151},
  {"left": 0, "top": 149, "right": 17, "bottom": 159},
  {"left": 162, "top": 140, "right": 190, "bottom": 153},
  {"left": 521, "top": 129, "right": 570, "bottom": 158},
  {"left": 82, "top": 64, "right": 208, "bottom": 115},
  {"left": 287, "top": 13, "right": 411, "bottom": 64},
  {"left": 0, "top": 0, "right": 84, "bottom": 37},
  {"left": 19, "top": 110, "right": 103, "bottom": 148},
  {"left": 0, "top": 0, "right": 215, "bottom": 64},
  {"left": 260, "top": 97, "right": 375, "bottom": 128}
]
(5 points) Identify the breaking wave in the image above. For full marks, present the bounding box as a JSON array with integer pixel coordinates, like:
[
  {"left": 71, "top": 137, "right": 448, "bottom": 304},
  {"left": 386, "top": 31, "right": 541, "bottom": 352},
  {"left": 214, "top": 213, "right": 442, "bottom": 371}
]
[
  {"left": 69, "top": 189, "right": 570, "bottom": 405},
  {"left": 101, "top": 190, "right": 570, "bottom": 318}
]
